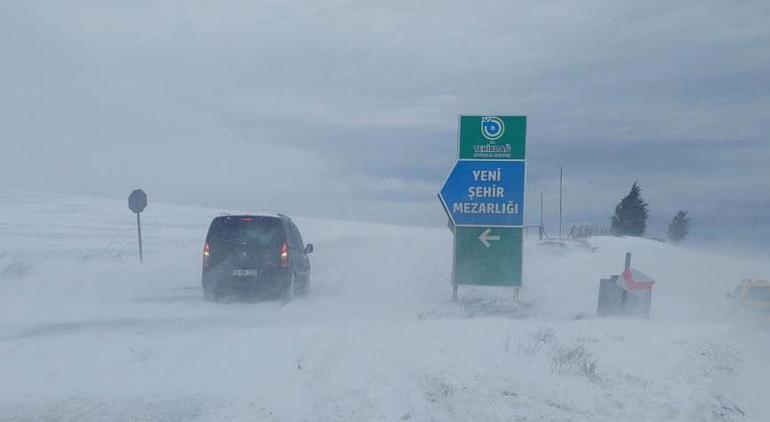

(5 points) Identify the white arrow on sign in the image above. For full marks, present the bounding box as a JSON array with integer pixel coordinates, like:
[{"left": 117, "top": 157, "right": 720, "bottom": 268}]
[{"left": 478, "top": 228, "right": 501, "bottom": 248}]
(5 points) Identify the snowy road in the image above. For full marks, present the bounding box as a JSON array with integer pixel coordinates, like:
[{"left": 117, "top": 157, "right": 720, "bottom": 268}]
[{"left": 1, "top": 192, "right": 769, "bottom": 421}]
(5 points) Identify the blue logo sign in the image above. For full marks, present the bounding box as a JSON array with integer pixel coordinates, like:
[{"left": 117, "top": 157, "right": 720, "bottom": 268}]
[
  {"left": 481, "top": 116, "right": 505, "bottom": 141},
  {"left": 439, "top": 160, "right": 525, "bottom": 227}
]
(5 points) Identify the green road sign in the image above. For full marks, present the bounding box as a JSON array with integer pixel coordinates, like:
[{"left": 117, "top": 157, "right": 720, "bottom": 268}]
[
  {"left": 458, "top": 115, "right": 526, "bottom": 160},
  {"left": 440, "top": 115, "right": 527, "bottom": 292},
  {"left": 453, "top": 226, "right": 523, "bottom": 286}
]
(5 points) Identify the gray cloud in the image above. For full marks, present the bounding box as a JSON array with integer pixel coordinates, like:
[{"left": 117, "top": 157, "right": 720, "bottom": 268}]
[{"left": 1, "top": 0, "right": 768, "bottom": 243}]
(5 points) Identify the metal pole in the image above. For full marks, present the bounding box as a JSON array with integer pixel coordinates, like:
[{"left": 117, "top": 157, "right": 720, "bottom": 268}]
[
  {"left": 625, "top": 252, "right": 631, "bottom": 269},
  {"left": 539, "top": 191, "right": 544, "bottom": 240},
  {"left": 136, "top": 213, "right": 143, "bottom": 263},
  {"left": 450, "top": 220, "right": 457, "bottom": 302},
  {"left": 559, "top": 165, "right": 563, "bottom": 242}
]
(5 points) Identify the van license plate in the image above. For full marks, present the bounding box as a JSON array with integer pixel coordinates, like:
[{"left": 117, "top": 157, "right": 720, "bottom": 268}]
[{"left": 232, "top": 269, "right": 258, "bottom": 277}]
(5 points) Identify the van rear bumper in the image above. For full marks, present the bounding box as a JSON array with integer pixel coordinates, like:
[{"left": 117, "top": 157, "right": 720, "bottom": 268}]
[{"left": 203, "top": 266, "right": 290, "bottom": 297}]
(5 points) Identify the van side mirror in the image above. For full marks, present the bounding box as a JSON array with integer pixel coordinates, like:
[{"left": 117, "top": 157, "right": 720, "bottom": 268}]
[{"left": 304, "top": 244, "right": 314, "bottom": 254}]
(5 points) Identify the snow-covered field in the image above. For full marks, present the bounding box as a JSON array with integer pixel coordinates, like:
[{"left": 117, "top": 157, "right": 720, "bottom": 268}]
[{"left": 1, "top": 191, "right": 768, "bottom": 421}]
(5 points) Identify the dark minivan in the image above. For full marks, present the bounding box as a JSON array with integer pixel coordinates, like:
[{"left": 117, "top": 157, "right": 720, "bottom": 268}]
[{"left": 202, "top": 214, "right": 313, "bottom": 301}]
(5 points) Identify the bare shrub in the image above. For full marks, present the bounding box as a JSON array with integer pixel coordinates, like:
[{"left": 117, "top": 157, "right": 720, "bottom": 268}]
[
  {"left": 707, "top": 393, "right": 745, "bottom": 421},
  {"left": 617, "top": 370, "right": 649, "bottom": 388},
  {"left": 534, "top": 328, "right": 555, "bottom": 344},
  {"left": 79, "top": 248, "right": 129, "bottom": 264},
  {"left": 551, "top": 344, "right": 599, "bottom": 381},
  {"left": 516, "top": 328, "right": 556, "bottom": 355},
  {"left": 0, "top": 254, "right": 32, "bottom": 279}
]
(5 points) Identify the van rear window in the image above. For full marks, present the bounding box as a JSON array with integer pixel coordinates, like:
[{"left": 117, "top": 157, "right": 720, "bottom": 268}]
[
  {"left": 747, "top": 286, "right": 770, "bottom": 301},
  {"left": 206, "top": 216, "right": 285, "bottom": 247}
]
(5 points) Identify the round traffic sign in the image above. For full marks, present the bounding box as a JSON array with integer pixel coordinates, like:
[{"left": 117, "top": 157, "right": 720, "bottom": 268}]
[{"left": 128, "top": 189, "right": 148, "bottom": 214}]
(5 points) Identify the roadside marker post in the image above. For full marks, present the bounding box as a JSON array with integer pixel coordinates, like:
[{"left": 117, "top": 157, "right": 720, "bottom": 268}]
[
  {"left": 597, "top": 253, "right": 656, "bottom": 318},
  {"left": 438, "top": 116, "right": 527, "bottom": 301}
]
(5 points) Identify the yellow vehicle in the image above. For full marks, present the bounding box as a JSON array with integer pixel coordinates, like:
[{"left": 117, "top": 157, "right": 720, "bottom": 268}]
[{"left": 729, "top": 279, "right": 770, "bottom": 312}]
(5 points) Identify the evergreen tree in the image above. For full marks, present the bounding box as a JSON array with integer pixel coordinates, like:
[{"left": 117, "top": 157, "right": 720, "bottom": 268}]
[
  {"left": 666, "top": 210, "right": 691, "bottom": 243},
  {"left": 611, "top": 182, "right": 649, "bottom": 236}
]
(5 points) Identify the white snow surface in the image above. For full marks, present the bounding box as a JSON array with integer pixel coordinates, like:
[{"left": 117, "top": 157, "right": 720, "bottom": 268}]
[{"left": 0, "top": 191, "right": 768, "bottom": 421}]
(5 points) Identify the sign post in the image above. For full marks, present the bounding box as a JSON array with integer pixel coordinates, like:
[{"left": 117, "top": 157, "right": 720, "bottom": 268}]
[
  {"left": 128, "top": 189, "right": 148, "bottom": 263},
  {"left": 438, "top": 116, "right": 526, "bottom": 301}
]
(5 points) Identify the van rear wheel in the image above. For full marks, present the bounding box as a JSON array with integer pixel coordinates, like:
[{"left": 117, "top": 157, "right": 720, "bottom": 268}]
[
  {"left": 281, "top": 273, "right": 296, "bottom": 301},
  {"left": 202, "top": 279, "right": 216, "bottom": 301},
  {"left": 294, "top": 274, "right": 309, "bottom": 297}
]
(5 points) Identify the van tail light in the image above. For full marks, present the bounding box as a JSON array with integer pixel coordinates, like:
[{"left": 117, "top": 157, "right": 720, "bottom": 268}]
[
  {"left": 280, "top": 242, "right": 289, "bottom": 268},
  {"left": 203, "top": 242, "right": 210, "bottom": 269}
]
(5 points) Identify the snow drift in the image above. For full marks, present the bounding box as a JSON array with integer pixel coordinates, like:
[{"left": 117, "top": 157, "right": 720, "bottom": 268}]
[{"left": 0, "top": 191, "right": 768, "bottom": 421}]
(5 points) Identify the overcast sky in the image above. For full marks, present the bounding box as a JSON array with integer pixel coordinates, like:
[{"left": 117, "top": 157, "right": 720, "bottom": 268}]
[{"left": 1, "top": 1, "right": 769, "bottom": 242}]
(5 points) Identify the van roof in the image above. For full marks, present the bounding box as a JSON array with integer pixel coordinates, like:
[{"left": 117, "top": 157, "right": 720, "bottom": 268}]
[{"left": 216, "top": 213, "right": 284, "bottom": 219}]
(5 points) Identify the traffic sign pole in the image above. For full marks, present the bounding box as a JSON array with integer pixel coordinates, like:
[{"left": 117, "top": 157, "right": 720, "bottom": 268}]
[
  {"left": 136, "top": 213, "right": 143, "bottom": 263},
  {"left": 128, "top": 189, "right": 148, "bottom": 264}
]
